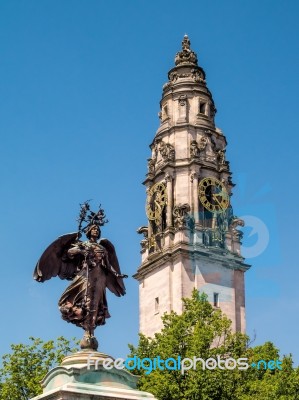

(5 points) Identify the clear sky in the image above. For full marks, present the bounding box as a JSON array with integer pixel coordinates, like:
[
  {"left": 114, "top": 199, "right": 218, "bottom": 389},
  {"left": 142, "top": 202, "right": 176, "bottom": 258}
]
[{"left": 0, "top": 0, "right": 298, "bottom": 365}]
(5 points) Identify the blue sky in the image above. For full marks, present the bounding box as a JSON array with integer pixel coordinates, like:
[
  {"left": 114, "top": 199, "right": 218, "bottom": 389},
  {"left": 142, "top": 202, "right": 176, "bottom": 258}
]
[{"left": 0, "top": 0, "right": 299, "bottom": 365}]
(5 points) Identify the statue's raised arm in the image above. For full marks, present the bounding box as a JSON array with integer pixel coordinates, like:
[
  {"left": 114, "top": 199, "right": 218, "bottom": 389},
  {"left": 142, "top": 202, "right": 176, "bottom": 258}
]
[{"left": 33, "top": 202, "right": 127, "bottom": 351}]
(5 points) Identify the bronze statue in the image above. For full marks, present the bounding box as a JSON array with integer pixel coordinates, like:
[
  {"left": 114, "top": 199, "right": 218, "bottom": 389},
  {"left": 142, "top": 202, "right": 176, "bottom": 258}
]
[{"left": 33, "top": 202, "right": 127, "bottom": 351}]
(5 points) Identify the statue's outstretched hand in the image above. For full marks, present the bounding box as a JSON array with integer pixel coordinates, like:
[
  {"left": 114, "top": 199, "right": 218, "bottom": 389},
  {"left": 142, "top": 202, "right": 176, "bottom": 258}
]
[{"left": 117, "top": 274, "right": 128, "bottom": 278}]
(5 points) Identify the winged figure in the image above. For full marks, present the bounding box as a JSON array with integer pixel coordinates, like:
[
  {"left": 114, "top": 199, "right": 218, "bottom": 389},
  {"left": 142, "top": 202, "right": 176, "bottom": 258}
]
[{"left": 33, "top": 206, "right": 127, "bottom": 351}]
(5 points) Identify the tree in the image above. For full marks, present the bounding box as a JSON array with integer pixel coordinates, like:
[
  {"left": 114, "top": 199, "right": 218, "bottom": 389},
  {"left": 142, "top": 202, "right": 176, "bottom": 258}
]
[
  {"left": 0, "top": 336, "right": 79, "bottom": 400},
  {"left": 128, "top": 290, "right": 299, "bottom": 400}
]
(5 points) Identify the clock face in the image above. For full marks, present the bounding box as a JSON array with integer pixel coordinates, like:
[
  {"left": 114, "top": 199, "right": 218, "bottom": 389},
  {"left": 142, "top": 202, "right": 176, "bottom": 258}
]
[
  {"left": 198, "top": 177, "right": 229, "bottom": 213},
  {"left": 146, "top": 182, "right": 167, "bottom": 221}
]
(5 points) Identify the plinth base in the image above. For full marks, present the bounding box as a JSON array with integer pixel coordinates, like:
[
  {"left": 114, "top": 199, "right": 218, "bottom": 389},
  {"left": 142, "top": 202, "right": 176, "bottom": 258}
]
[{"left": 31, "top": 351, "right": 156, "bottom": 400}]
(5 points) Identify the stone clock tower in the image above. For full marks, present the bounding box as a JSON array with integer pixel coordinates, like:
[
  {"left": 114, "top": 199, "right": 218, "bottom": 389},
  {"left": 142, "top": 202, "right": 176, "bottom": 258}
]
[{"left": 134, "top": 36, "right": 250, "bottom": 337}]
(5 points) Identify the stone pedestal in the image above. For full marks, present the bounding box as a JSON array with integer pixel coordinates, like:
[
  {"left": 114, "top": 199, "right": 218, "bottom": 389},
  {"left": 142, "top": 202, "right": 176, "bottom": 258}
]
[{"left": 31, "top": 351, "right": 156, "bottom": 400}]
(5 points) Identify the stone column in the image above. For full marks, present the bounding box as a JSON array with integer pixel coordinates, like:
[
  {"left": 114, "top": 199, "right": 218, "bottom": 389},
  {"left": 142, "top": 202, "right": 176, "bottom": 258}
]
[{"left": 165, "top": 172, "right": 173, "bottom": 227}]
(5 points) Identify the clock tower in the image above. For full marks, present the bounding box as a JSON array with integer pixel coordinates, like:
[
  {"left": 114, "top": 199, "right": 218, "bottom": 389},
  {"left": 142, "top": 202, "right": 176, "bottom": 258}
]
[{"left": 134, "top": 36, "right": 250, "bottom": 337}]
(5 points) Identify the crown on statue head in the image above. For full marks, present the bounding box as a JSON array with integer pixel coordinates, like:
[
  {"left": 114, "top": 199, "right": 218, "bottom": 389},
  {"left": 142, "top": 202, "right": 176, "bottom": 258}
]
[{"left": 77, "top": 200, "right": 108, "bottom": 234}]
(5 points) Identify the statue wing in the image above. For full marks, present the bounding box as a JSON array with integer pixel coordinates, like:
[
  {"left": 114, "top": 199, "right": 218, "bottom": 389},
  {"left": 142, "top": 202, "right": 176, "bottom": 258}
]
[
  {"left": 33, "top": 232, "right": 81, "bottom": 282},
  {"left": 99, "top": 238, "right": 126, "bottom": 297}
]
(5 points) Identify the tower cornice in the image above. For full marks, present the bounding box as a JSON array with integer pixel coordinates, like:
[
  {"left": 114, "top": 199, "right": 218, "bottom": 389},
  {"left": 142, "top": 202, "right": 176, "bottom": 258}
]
[
  {"left": 134, "top": 242, "right": 250, "bottom": 281},
  {"left": 153, "top": 124, "right": 226, "bottom": 144}
]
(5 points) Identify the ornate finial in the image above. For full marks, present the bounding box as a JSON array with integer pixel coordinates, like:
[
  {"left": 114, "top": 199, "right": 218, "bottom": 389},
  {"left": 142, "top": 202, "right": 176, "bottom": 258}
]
[
  {"left": 175, "top": 35, "right": 198, "bottom": 66},
  {"left": 182, "top": 34, "right": 191, "bottom": 50}
]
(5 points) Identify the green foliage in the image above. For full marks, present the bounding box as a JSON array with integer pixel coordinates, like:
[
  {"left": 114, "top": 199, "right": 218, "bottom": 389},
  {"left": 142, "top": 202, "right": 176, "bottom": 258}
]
[
  {"left": 128, "top": 290, "right": 299, "bottom": 400},
  {"left": 0, "top": 336, "right": 79, "bottom": 400}
]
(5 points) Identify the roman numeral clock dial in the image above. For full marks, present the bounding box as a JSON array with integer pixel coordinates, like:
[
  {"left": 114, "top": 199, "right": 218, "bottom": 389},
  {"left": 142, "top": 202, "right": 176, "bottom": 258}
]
[
  {"left": 198, "top": 177, "right": 229, "bottom": 213},
  {"left": 146, "top": 182, "right": 167, "bottom": 223}
]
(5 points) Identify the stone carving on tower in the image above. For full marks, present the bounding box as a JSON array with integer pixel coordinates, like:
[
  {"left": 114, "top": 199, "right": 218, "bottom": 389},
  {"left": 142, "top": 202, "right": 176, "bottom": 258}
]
[
  {"left": 173, "top": 203, "right": 194, "bottom": 231},
  {"left": 158, "top": 140, "right": 175, "bottom": 162},
  {"left": 134, "top": 35, "right": 250, "bottom": 338}
]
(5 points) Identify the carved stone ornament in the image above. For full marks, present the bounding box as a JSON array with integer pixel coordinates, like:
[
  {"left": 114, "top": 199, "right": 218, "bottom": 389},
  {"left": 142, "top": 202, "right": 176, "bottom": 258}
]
[
  {"left": 164, "top": 172, "right": 173, "bottom": 183},
  {"left": 178, "top": 73, "right": 191, "bottom": 78},
  {"left": 232, "top": 229, "right": 244, "bottom": 242},
  {"left": 229, "top": 218, "right": 244, "bottom": 243},
  {"left": 153, "top": 141, "right": 159, "bottom": 160},
  {"left": 147, "top": 158, "right": 155, "bottom": 174},
  {"left": 200, "top": 134, "right": 216, "bottom": 162},
  {"left": 159, "top": 140, "right": 175, "bottom": 162},
  {"left": 191, "top": 68, "right": 205, "bottom": 83},
  {"left": 169, "top": 71, "right": 178, "bottom": 82},
  {"left": 190, "top": 140, "right": 200, "bottom": 158},
  {"left": 175, "top": 35, "right": 198, "bottom": 66},
  {"left": 137, "top": 226, "right": 149, "bottom": 250},
  {"left": 230, "top": 218, "right": 245, "bottom": 231},
  {"left": 140, "top": 240, "right": 148, "bottom": 251},
  {"left": 199, "top": 136, "right": 208, "bottom": 150},
  {"left": 217, "top": 149, "right": 226, "bottom": 165},
  {"left": 137, "top": 226, "right": 148, "bottom": 239},
  {"left": 173, "top": 203, "right": 194, "bottom": 230},
  {"left": 179, "top": 94, "right": 187, "bottom": 106}
]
